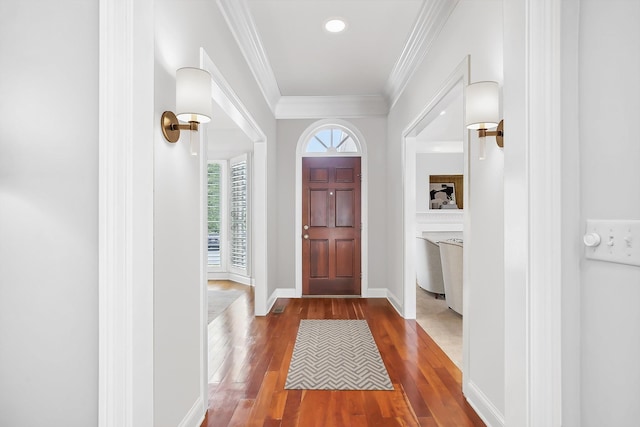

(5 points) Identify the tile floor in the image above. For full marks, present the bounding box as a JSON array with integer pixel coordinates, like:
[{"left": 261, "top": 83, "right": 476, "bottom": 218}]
[{"left": 415, "top": 285, "right": 463, "bottom": 368}]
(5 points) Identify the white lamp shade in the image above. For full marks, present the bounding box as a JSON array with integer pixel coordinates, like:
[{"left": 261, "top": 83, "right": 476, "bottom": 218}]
[
  {"left": 176, "top": 67, "right": 212, "bottom": 124},
  {"left": 465, "top": 81, "right": 500, "bottom": 130}
]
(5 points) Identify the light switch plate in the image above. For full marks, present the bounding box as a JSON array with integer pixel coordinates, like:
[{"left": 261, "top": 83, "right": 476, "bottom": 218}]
[{"left": 584, "top": 220, "right": 640, "bottom": 267}]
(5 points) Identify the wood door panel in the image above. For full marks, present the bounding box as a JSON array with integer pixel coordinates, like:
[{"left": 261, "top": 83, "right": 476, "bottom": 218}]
[
  {"left": 309, "top": 239, "right": 329, "bottom": 278},
  {"left": 335, "top": 167, "right": 354, "bottom": 182},
  {"left": 307, "top": 278, "right": 356, "bottom": 295},
  {"left": 309, "top": 167, "right": 329, "bottom": 183},
  {"left": 335, "top": 189, "right": 355, "bottom": 227},
  {"left": 302, "top": 157, "right": 361, "bottom": 296},
  {"left": 309, "top": 189, "right": 329, "bottom": 227},
  {"left": 335, "top": 239, "right": 355, "bottom": 277}
]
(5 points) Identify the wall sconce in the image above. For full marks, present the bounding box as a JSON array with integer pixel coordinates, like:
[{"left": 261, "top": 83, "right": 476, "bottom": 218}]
[
  {"left": 161, "top": 67, "right": 212, "bottom": 154},
  {"left": 465, "top": 81, "right": 504, "bottom": 160}
]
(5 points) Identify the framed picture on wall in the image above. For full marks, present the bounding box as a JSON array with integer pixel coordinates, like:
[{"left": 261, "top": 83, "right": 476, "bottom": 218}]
[{"left": 429, "top": 174, "right": 463, "bottom": 209}]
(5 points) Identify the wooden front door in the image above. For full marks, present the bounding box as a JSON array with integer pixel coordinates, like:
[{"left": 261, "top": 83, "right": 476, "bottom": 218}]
[{"left": 302, "top": 157, "right": 361, "bottom": 296}]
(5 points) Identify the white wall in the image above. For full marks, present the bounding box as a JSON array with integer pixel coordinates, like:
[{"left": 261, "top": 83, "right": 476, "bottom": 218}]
[
  {"left": 276, "top": 117, "right": 388, "bottom": 293},
  {"left": 415, "top": 153, "right": 464, "bottom": 212},
  {"left": 0, "top": 2, "right": 98, "bottom": 426},
  {"left": 560, "top": 1, "right": 582, "bottom": 424},
  {"left": 386, "top": 0, "right": 504, "bottom": 424},
  {"left": 154, "top": 64, "right": 202, "bottom": 426},
  {"left": 274, "top": 119, "right": 303, "bottom": 291},
  {"left": 154, "top": 0, "right": 276, "bottom": 425},
  {"left": 579, "top": 2, "right": 640, "bottom": 425}
]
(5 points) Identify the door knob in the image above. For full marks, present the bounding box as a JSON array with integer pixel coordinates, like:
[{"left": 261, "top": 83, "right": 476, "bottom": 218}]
[
  {"left": 303, "top": 234, "right": 309, "bottom": 240},
  {"left": 303, "top": 224, "right": 309, "bottom": 230}
]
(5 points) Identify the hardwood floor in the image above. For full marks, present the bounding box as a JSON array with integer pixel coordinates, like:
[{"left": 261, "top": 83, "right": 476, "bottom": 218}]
[{"left": 205, "top": 285, "right": 485, "bottom": 427}]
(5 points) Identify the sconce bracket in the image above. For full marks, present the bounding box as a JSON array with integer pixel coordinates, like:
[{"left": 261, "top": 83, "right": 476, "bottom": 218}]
[
  {"left": 161, "top": 111, "right": 180, "bottom": 143},
  {"left": 495, "top": 120, "right": 504, "bottom": 148},
  {"left": 477, "top": 119, "right": 504, "bottom": 148}
]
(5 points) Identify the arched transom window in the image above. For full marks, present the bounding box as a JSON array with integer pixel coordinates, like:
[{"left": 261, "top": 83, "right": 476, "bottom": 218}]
[{"left": 303, "top": 126, "right": 360, "bottom": 154}]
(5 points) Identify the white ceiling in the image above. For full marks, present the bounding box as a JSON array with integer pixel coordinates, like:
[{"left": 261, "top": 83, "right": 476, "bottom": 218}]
[
  {"left": 247, "top": 0, "right": 424, "bottom": 97},
  {"left": 209, "top": 0, "right": 464, "bottom": 150},
  {"left": 416, "top": 83, "right": 464, "bottom": 153}
]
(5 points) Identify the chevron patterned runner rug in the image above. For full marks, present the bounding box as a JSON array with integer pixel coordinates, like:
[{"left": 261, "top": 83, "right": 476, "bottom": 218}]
[{"left": 285, "top": 319, "right": 394, "bottom": 390}]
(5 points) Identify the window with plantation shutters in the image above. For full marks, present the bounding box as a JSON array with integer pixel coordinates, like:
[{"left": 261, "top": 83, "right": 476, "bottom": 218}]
[
  {"left": 207, "top": 162, "right": 224, "bottom": 269},
  {"left": 229, "top": 156, "right": 248, "bottom": 273},
  {"left": 206, "top": 156, "right": 250, "bottom": 280}
]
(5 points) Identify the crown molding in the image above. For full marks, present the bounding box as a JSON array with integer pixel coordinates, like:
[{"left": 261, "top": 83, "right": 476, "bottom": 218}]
[
  {"left": 275, "top": 95, "right": 389, "bottom": 119},
  {"left": 384, "top": 0, "right": 459, "bottom": 109},
  {"left": 217, "top": 0, "right": 281, "bottom": 113},
  {"left": 219, "top": 0, "right": 458, "bottom": 119}
]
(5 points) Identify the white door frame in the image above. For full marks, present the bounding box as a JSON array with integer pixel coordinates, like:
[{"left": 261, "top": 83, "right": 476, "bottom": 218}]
[
  {"left": 295, "top": 119, "right": 369, "bottom": 297},
  {"left": 401, "top": 55, "right": 470, "bottom": 379},
  {"left": 200, "top": 48, "right": 268, "bottom": 317},
  {"left": 199, "top": 47, "right": 269, "bottom": 413},
  {"left": 400, "top": 56, "right": 470, "bottom": 319},
  {"left": 99, "top": 0, "right": 155, "bottom": 426},
  {"left": 503, "top": 0, "right": 567, "bottom": 425}
]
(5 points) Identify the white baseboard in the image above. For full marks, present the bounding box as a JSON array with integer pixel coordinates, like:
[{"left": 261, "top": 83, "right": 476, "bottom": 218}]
[
  {"left": 177, "top": 396, "right": 205, "bottom": 427},
  {"left": 207, "top": 271, "right": 252, "bottom": 286},
  {"left": 228, "top": 272, "right": 252, "bottom": 286},
  {"left": 386, "top": 290, "right": 403, "bottom": 316},
  {"left": 266, "top": 288, "right": 297, "bottom": 313},
  {"left": 276, "top": 288, "right": 297, "bottom": 298},
  {"left": 366, "top": 288, "right": 388, "bottom": 298},
  {"left": 266, "top": 291, "right": 277, "bottom": 313},
  {"left": 464, "top": 380, "right": 505, "bottom": 427}
]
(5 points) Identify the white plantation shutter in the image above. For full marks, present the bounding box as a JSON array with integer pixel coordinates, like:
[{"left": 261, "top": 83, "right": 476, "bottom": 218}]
[
  {"left": 207, "top": 161, "right": 225, "bottom": 270},
  {"left": 229, "top": 155, "right": 249, "bottom": 274}
]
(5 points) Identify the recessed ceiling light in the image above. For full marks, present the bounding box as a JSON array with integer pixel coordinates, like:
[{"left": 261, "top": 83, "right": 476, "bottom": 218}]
[
  {"left": 440, "top": 110, "right": 447, "bottom": 116},
  {"left": 324, "top": 18, "right": 347, "bottom": 33}
]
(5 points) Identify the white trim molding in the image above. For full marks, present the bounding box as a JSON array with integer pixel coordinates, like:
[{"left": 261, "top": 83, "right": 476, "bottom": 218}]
[
  {"left": 366, "top": 288, "right": 389, "bottom": 298},
  {"left": 199, "top": 126, "right": 209, "bottom": 425},
  {"left": 386, "top": 290, "right": 404, "bottom": 316},
  {"left": 503, "top": 0, "right": 564, "bottom": 426},
  {"left": 401, "top": 57, "right": 469, "bottom": 322},
  {"left": 465, "top": 381, "right": 506, "bottom": 427},
  {"left": 203, "top": 52, "right": 264, "bottom": 144},
  {"left": 525, "top": 0, "right": 563, "bottom": 425},
  {"left": 275, "top": 95, "right": 389, "bottom": 119},
  {"left": 266, "top": 288, "right": 298, "bottom": 313},
  {"left": 217, "top": 0, "right": 280, "bottom": 113},
  {"left": 384, "top": 0, "right": 459, "bottom": 108},
  {"left": 208, "top": 272, "right": 253, "bottom": 286},
  {"left": 99, "top": 0, "right": 155, "bottom": 426},
  {"left": 177, "top": 397, "right": 205, "bottom": 427},
  {"left": 415, "top": 211, "right": 464, "bottom": 226}
]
